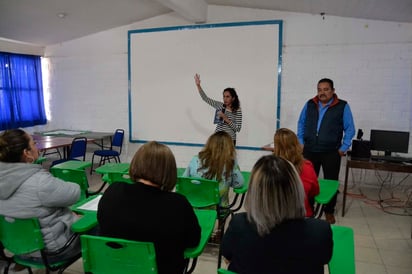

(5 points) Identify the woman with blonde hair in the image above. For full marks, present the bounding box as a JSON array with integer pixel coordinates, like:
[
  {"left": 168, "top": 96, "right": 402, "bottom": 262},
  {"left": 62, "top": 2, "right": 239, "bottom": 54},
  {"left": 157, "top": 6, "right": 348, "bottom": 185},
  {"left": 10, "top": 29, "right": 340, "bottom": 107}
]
[
  {"left": 222, "top": 155, "right": 333, "bottom": 273},
  {"left": 98, "top": 141, "right": 201, "bottom": 274},
  {"left": 183, "top": 131, "right": 244, "bottom": 208},
  {"left": 273, "top": 128, "right": 320, "bottom": 217},
  {"left": 184, "top": 131, "right": 244, "bottom": 242}
]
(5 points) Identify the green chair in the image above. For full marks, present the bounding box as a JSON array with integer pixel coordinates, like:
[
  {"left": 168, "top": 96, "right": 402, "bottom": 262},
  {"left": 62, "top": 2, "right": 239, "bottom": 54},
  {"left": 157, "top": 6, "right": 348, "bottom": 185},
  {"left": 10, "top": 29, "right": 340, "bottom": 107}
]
[
  {"left": 226, "top": 171, "right": 250, "bottom": 212},
  {"left": 34, "top": 156, "right": 47, "bottom": 165},
  {"left": 218, "top": 268, "right": 237, "bottom": 274},
  {"left": 0, "top": 215, "right": 80, "bottom": 274},
  {"left": 328, "top": 225, "right": 355, "bottom": 274},
  {"left": 50, "top": 168, "right": 90, "bottom": 201},
  {"left": 176, "top": 177, "right": 221, "bottom": 209},
  {"left": 313, "top": 179, "right": 340, "bottom": 218},
  {"left": 94, "top": 162, "right": 132, "bottom": 193},
  {"left": 177, "top": 167, "right": 186, "bottom": 177},
  {"left": 80, "top": 235, "right": 157, "bottom": 274},
  {"left": 176, "top": 176, "right": 227, "bottom": 269}
]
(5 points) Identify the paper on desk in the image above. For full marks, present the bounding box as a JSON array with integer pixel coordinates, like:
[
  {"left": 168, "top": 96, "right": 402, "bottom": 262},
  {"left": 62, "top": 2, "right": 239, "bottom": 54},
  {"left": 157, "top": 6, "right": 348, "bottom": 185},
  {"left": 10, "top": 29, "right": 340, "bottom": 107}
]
[{"left": 77, "top": 195, "right": 102, "bottom": 211}]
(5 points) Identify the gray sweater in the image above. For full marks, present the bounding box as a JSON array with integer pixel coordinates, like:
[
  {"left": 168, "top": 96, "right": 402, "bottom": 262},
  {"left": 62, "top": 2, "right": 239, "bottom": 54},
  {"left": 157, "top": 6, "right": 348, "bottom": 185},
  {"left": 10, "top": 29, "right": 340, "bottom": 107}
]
[{"left": 0, "top": 162, "right": 80, "bottom": 251}]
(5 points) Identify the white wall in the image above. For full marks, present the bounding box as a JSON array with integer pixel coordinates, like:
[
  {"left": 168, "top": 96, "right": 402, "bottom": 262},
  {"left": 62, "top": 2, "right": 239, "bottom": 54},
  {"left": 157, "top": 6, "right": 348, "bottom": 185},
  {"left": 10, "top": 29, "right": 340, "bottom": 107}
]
[{"left": 39, "top": 5, "right": 412, "bottom": 178}]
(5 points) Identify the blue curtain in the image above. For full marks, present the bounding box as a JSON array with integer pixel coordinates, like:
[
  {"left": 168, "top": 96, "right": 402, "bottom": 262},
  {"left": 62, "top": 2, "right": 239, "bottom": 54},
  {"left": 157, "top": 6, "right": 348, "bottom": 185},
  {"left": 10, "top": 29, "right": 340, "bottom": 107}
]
[{"left": 0, "top": 52, "right": 47, "bottom": 130}]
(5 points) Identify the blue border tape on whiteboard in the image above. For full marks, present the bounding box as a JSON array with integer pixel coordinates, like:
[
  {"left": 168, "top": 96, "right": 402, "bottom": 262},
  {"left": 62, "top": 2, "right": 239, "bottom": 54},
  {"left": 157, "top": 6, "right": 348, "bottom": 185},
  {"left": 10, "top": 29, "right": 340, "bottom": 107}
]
[{"left": 128, "top": 20, "right": 283, "bottom": 151}]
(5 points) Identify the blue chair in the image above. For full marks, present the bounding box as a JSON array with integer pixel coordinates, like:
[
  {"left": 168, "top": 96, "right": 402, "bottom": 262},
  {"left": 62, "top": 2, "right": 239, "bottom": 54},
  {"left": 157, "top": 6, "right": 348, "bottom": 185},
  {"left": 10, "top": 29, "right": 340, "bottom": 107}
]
[
  {"left": 91, "top": 129, "right": 124, "bottom": 173},
  {"left": 51, "top": 137, "right": 87, "bottom": 167}
]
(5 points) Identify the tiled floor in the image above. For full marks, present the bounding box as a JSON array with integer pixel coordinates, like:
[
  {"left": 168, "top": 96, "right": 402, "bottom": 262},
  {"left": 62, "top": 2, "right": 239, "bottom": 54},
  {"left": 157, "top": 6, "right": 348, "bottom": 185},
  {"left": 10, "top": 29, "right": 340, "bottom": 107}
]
[{"left": 3, "top": 169, "right": 412, "bottom": 274}]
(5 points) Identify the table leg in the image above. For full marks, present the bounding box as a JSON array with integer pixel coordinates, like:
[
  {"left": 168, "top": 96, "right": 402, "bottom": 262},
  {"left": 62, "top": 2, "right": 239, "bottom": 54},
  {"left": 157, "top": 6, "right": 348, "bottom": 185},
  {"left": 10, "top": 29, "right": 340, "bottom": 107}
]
[{"left": 342, "top": 161, "right": 350, "bottom": 217}]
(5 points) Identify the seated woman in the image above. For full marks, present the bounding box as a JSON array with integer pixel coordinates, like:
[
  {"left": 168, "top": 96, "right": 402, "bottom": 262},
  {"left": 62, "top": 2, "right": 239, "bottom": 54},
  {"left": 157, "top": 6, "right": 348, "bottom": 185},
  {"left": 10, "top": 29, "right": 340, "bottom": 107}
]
[
  {"left": 183, "top": 131, "right": 244, "bottom": 209},
  {"left": 273, "top": 128, "right": 320, "bottom": 217},
  {"left": 222, "top": 155, "right": 333, "bottom": 274},
  {"left": 0, "top": 129, "right": 81, "bottom": 259},
  {"left": 183, "top": 131, "right": 244, "bottom": 241},
  {"left": 97, "top": 141, "right": 201, "bottom": 274}
]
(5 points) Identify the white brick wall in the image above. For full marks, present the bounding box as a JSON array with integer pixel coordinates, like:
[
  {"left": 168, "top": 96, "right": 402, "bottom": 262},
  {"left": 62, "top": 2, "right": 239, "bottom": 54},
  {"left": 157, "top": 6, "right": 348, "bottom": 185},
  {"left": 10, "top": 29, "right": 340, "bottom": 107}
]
[{"left": 34, "top": 6, "right": 412, "bottom": 182}]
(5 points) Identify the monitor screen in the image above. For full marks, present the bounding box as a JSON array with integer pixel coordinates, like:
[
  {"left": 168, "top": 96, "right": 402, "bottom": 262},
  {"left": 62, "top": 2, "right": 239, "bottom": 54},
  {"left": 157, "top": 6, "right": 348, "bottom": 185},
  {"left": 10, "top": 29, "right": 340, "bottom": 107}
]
[{"left": 370, "top": 129, "right": 410, "bottom": 156}]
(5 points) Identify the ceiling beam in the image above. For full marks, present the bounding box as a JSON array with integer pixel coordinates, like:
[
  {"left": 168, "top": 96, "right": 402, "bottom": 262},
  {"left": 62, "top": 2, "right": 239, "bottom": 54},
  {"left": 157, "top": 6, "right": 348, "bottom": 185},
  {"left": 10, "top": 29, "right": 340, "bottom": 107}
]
[{"left": 155, "top": 0, "right": 207, "bottom": 23}]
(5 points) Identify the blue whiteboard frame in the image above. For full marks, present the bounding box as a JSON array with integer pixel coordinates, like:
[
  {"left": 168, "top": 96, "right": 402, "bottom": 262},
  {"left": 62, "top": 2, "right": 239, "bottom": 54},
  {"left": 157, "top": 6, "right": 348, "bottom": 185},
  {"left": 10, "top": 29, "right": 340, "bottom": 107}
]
[{"left": 128, "top": 20, "right": 283, "bottom": 150}]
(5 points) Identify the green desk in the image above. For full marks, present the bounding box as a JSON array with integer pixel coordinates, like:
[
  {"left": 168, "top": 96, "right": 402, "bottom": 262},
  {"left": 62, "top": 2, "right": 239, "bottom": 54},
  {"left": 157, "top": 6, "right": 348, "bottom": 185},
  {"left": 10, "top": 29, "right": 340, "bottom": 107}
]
[
  {"left": 71, "top": 195, "right": 102, "bottom": 233},
  {"left": 315, "top": 179, "right": 339, "bottom": 204},
  {"left": 95, "top": 162, "right": 131, "bottom": 184},
  {"left": 177, "top": 167, "right": 186, "bottom": 177},
  {"left": 51, "top": 160, "right": 92, "bottom": 170},
  {"left": 313, "top": 179, "right": 339, "bottom": 218},
  {"left": 228, "top": 171, "right": 250, "bottom": 212},
  {"left": 184, "top": 210, "right": 216, "bottom": 258}
]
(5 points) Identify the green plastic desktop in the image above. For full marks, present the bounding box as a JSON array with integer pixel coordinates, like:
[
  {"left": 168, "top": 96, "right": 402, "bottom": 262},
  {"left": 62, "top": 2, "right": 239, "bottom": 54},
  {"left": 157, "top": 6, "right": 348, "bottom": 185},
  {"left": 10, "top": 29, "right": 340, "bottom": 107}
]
[
  {"left": 315, "top": 179, "right": 340, "bottom": 204},
  {"left": 52, "top": 160, "right": 92, "bottom": 170},
  {"left": 329, "top": 225, "right": 356, "bottom": 274},
  {"left": 95, "top": 162, "right": 131, "bottom": 184}
]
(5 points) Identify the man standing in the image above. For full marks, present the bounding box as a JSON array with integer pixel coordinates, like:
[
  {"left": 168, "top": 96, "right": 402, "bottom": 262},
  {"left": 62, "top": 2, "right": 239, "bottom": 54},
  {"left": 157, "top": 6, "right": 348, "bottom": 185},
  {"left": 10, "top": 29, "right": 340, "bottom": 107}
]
[{"left": 297, "top": 78, "right": 355, "bottom": 224}]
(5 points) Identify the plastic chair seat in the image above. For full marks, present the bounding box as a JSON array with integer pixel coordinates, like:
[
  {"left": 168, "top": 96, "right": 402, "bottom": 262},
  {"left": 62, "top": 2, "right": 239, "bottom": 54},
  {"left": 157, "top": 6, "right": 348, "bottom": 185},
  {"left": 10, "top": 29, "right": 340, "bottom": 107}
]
[
  {"left": 329, "top": 225, "right": 355, "bottom": 274},
  {"left": 50, "top": 165, "right": 91, "bottom": 201},
  {"left": 80, "top": 235, "right": 158, "bottom": 273},
  {"left": 93, "top": 150, "right": 120, "bottom": 157},
  {"left": 0, "top": 216, "right": 80, "bottom": 274},
  {"left": 313, "top": 179, "right": 339, "bottom": 218}
]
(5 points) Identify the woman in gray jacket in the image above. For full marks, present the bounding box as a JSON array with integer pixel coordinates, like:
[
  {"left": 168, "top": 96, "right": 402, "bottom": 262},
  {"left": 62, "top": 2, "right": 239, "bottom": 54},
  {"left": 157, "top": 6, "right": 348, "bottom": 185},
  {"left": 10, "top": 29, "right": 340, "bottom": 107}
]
[{"left": 0, "top": 129, "right": 81, "bottom": 259}]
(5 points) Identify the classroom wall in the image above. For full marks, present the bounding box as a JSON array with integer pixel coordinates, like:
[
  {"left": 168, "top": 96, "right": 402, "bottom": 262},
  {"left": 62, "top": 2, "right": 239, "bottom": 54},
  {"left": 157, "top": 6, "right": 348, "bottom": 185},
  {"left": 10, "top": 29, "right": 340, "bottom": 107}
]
[{"left": 38, "top": 5, "right": 412, "bottom": 179}]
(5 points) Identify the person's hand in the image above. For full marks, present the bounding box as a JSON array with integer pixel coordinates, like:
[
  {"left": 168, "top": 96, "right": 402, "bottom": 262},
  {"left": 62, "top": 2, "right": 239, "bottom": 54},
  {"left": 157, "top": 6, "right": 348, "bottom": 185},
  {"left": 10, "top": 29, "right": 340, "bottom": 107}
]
[
  {"left": 194, "top": 73, "right": 201, "bottom": 87},
  {"left": 338, "top": 150, "right": 346, "bottom": 157},
  {"left": 217, "top": 111, "right": 228, "bottom": 123}
]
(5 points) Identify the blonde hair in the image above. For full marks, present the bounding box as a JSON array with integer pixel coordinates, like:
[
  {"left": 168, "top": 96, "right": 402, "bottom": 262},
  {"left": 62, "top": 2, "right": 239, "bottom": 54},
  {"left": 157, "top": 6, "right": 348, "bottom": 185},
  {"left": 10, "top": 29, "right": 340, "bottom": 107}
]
[
  {"left": 245, "top": 155, "right": 306, "bottom": 236},
  {"left": 198, "top": 131, "right": 236, "bottom": 181},
  {"left": 129, "top": 141, "right": 177, "bottom": 191},
  {"left": 273, "top": 128, "right": 304, "bottom": 173}
]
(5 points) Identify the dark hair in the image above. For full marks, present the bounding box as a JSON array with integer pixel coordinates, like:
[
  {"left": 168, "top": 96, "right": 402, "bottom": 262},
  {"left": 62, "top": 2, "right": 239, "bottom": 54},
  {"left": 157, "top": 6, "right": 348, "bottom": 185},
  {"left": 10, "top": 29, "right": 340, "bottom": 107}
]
[
  {"left": 318, "top": 78, "right": 334, "bottom": 90},
  {"left": 0, "top": 129, "right": 31, "bottom": 163},
  {"left": 223, "top": 87, "right": 240, "bottom": 111},
  {"left": 129, "top": 141, "right": 177, "bottom": 191}
]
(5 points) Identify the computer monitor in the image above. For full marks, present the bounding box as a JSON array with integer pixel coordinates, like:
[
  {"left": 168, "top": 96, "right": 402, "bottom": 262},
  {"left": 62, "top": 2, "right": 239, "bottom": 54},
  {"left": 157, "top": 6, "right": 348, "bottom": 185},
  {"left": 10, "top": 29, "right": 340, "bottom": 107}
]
[{"left": 370, "top": 129, "right": 410, "bottom": 156}]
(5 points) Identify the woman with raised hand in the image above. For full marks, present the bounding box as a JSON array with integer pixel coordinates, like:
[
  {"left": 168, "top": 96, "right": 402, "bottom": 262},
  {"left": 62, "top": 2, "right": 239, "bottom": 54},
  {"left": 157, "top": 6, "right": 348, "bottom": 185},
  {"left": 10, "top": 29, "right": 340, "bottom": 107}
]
[{"left": 194, "top": 73, "right": 242, "bottom": 145}]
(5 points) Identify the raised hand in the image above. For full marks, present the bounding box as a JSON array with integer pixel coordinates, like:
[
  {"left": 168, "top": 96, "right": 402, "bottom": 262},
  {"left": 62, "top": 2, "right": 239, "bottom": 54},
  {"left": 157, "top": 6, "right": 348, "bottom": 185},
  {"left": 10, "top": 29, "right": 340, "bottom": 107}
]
[{"left": 194, "top": 73, "right": 201, "bottom": 86}]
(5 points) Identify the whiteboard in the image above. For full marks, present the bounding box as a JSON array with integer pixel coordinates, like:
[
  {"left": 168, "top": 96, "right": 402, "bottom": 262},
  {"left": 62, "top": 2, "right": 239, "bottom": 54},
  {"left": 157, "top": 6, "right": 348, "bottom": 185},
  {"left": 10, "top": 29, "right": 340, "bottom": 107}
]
[{"left": 128, "top": 20, "right": 282, "bottom": 149}]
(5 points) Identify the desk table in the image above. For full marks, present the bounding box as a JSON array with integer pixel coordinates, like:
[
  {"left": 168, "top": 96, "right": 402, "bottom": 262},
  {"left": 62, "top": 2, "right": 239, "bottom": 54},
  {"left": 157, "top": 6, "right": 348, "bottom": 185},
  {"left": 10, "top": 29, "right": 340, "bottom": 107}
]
[
  {"left": 95, "top": 162, "right": 131, "bottom": 183},
  {"left": 52, "top": 160, "right": 92, "bottom": 171},
  {"left": 36, "top": 129, "right": 113, "bottom": 149},
  {"left": 342, "top": 157, "right": 412, "bottom": 217},
  {"left": 33, "top": 135, "right": 77, "bottom": 159}
]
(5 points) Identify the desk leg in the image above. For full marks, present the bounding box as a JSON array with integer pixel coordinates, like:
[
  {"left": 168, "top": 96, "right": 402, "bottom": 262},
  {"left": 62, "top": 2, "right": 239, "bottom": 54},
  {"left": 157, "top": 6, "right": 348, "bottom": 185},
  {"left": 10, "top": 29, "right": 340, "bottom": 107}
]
[{"left": 342, "top": 162, "right": 350, "bottom": 217}]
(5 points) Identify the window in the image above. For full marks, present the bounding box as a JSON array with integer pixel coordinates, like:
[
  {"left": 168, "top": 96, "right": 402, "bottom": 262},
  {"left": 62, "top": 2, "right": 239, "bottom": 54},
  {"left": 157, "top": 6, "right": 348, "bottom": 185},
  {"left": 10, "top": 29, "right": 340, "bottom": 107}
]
[{"left": 0, "top": 52, "right": 47, "bottom": 130}]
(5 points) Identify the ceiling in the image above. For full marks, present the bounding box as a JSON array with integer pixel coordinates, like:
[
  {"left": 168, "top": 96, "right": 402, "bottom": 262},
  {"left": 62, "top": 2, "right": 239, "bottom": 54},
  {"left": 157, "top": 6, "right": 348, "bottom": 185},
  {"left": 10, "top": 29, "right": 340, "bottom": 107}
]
[{"left": 0, "top": 0, "right": 411, "bottom": 46}]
